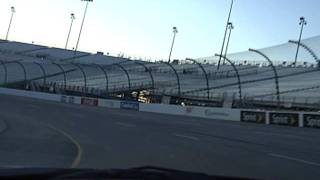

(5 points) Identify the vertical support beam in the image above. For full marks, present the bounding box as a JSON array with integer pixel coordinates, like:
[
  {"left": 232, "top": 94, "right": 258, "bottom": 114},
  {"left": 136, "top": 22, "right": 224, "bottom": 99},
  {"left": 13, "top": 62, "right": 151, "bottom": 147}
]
[
  {"left": 215, "top": 54, "right": 242, "bottom": 104},
  {"left": 162, "top": 62, "right": 181, "bottom": 98},
  {"left": 120, "top": 60, "right": 155, "bottom": 90},
  {"left": 134, "top": 61, "right": 155, "bottom": 90},
  {"left": 33, "top": 62, "right": 47, "bottom": 86},
  {"left": 93, "top": 64, "right": 109, "bottom": 95},
  {"left": 14, "top": 61, "right": 27, "bottom": 84},
  {"left": 186, "top": 58, "right": 210, "bottom": 100},
  {"left": 249, "top": 49, "right": 280, "bottom": 109},
  {"left": 113, "top": 63, "right": 131, "bottom": 91},
  {"left": 52, "top": 63, "right": 67, "bottom": 90},
  {"left": 71, "top": 63, "right": 87, "bottom": 94}
]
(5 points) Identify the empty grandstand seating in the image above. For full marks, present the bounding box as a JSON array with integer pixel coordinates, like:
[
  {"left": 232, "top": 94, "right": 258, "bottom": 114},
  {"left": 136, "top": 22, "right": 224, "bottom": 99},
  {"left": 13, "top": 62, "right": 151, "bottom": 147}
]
[{"left": 0, "top": 35, "right": 320, "bottom": 110}]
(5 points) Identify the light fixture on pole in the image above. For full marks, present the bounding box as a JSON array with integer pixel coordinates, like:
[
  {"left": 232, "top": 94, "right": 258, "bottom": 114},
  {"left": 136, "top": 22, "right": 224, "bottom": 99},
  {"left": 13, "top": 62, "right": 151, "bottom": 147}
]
[
  {"left": 65, "top": 13, "right": 76, "bottom": 49},
  {"left": 5, "top": 6, "right": 16, "bottom": 40},
  {"left": 168, "top": 27, "right": 178, "bottom": 63},
  {"left": 223, "top": 22, "right": 234, "bottom": 65},
  {"left": 74, "top": 0, "right": 93, "bottom": 55},
  {"left": 217, "top": 0, "right": 234, "bottom": 70},
  {"left": 294, "top": 16, "right": 307, "bottom": 67}
]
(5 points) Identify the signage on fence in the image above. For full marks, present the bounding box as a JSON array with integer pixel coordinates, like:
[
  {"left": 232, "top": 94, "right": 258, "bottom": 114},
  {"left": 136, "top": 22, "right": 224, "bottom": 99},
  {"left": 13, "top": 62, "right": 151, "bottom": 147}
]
[
  {"left": 61, "top": 95, "right": 75, "bottom": 104},
  {"left": 120, "top": 101, "right": 139, "bottom": 111},
  {"left": 81, "top": 97, "right": 98, "bottom": 106},
  {"left": 241, "top": 111, "right": 266, "bottom": 124},
  {"left": 303, "top": 114, "right": 320, "bottom": 128},
  {"left": 269, "top": 113, "right": 299, "bottom": 126}
]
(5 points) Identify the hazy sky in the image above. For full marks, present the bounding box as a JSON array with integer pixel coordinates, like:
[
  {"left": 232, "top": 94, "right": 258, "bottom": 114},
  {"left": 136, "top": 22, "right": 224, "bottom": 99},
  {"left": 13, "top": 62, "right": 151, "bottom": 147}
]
[{"left": 0, "top": 0, "right": 319, "bottom": 60}]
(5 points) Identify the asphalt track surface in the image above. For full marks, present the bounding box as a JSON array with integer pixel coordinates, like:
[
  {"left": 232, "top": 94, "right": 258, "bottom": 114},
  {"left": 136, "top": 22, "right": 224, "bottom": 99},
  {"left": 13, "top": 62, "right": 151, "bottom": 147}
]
[{"left": 0, "top": 95, "right": 319, "bottom": 180}]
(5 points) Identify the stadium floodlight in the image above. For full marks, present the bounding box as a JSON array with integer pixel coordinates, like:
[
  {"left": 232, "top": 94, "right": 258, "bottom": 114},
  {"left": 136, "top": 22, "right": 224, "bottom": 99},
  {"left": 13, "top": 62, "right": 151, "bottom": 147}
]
[
  {"left": 65, "top": 13, "right": 76, "bottom": 49},
  {"left": 5, "top": 6, "right": 16, "bottom": 40},
  {"left": 168, "top": 27, "right": 178, "bottom": 63},
  {"left": 74, "top": 0, "right": 93, "bottom": 55},
  {"left": 294, "top": 16, "right": 307, "bottom": 67},
  {"left": 223, "top": 22, "right": 234, "bottom": 65},
  {"left": 217, "top": 0, "right": 234, "bottom": 70}
]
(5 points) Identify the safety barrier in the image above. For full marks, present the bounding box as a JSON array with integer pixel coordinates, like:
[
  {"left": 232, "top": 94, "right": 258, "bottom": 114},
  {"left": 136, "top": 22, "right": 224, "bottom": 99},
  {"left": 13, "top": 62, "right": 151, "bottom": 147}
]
[{"left": 0, "top": 87, "right": 318, "bottom": 129}]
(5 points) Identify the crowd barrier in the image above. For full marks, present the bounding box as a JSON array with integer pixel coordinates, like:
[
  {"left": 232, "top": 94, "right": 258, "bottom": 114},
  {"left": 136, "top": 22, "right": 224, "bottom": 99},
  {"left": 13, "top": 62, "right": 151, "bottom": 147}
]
[{"left": 0, "top": 87, "right": 319, "bottom": 129}]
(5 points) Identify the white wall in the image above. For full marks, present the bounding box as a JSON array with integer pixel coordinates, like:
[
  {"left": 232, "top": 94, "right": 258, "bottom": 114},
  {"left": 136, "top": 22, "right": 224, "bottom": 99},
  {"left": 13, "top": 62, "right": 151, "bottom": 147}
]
[
  {"left": 139, "top": 103, "right": 240, "bottom": 121},
  {"left": 0, "top": 88, "right": 61, "bottom": 102},
  {"left": 0, "top": 87, "right": 319, "bottom": 128}
]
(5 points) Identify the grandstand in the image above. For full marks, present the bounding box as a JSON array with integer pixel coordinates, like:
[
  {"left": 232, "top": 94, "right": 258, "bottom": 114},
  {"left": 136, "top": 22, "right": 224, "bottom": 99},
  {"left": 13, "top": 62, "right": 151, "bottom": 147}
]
[{"left": 0, "top": 35, "right": 320, "bottom": 111}]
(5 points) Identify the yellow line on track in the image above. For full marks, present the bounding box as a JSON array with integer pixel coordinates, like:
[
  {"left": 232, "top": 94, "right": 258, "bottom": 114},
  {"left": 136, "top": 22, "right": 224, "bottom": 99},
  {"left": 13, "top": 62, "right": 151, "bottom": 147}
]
[{"left": 47, "top": 124, "right": 83, "bottom": 168}]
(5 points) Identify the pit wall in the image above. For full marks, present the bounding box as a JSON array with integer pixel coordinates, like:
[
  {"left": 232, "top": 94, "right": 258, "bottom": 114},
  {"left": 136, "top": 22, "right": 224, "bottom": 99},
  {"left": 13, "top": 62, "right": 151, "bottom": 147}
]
[{"left": 0, "top": 87, "right": 318, "bottom": 129}]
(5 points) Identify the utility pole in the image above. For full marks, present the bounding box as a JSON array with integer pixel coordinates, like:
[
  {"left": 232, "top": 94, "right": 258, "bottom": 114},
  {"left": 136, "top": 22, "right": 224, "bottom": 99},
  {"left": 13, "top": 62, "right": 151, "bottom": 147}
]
[
  {"left": 294, "top": 17, "right": 307, "bottom": 67},
  {"left": 168, "top": 27, "right": 178, "bottom": 63},
  {"left": 217, "top": 0, "right": 234, "bottom": 70}
]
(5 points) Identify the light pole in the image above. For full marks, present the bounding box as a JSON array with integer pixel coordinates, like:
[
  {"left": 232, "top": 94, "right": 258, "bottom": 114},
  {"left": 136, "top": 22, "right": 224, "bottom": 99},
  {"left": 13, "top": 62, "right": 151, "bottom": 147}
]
[
  {"left": 5, "top": 6, "right": 16, "bottom": 40},
  {"left": 217, "top": 0, "right": 234, "bottom": 70},
  {"left": 74, "top": 0, "right": 93, "bottom": 55},
  {"left": 223, "top": 22, "right": 234, "bottom": 65},
  {"left": 168, "top": 27, "right": 178, "bottom": 63},
  {"left": 65, "top": 13, "right": 76, "bottom": 49},
  {"left": 294, "top": 17, "right": 307, "bottom": 67}
]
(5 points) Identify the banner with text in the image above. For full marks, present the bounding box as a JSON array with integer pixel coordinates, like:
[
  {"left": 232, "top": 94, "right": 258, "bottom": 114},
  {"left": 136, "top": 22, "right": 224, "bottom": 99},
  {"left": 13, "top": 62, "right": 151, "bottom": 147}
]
[
  {"left": 241, "top": 111, "right": 266, "bottom": 124},
  {"left": 269, "top": 113, "right": 299, "bottom": 127},
  {"left": 120, "top": 101, "right": 139, "bottom": 111},
  {"left": 303, "top": 114, "right": 320, "bottom": 128},
  {"left": 81, "top": 97, "right": 98, "bottom": 106}
]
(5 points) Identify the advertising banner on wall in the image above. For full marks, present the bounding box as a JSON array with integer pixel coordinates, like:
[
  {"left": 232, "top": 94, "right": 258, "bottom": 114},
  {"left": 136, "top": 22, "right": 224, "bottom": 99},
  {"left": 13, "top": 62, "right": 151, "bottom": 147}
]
[
  {"left": 269, "top": 113, "right": 299, "bottom": 127},
  {"left": 81, "top": 97, "right": 98, "bottom": 106},
  {"left": 303, "top": 114, "right": 320, "bottom": 128},
  {"left": 241, "top": 111, "right": 266, "bottom": 124},
  {"left": 120, "top": 101, "right": 139, "bottom": 111},
  {"left": 61, "top": 95, "right": 75, "bottom": 104}
]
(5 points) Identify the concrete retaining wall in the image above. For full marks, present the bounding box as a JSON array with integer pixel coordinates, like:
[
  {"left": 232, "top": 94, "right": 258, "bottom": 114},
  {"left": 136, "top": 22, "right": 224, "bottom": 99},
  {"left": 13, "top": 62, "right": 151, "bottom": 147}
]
[{"left": 0, "top": 87, "right": 319, "bottom": 129}]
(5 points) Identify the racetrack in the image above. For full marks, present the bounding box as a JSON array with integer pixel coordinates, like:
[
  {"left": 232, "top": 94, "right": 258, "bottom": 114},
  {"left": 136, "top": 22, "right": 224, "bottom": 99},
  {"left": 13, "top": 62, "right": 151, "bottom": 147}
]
[{"left": 0, "top": 94, "right": 319, "bottom": 179}]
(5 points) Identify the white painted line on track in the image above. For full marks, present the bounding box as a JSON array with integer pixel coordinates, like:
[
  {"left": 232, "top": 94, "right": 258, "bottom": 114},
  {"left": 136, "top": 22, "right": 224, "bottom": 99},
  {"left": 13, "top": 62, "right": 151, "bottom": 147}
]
[
  {"left": 268, "top": 153, "right": 320, "bottom": 167},
  {"left": 174, "top": 134, "right": 199, "bottom": 141},
  {"left": 255, "top": 131, "right": 303, "bottom": 139},
  {"left": 0, "top": 165, "right": 27, "bottom": 168},
  {"left": 115, "top": 122, "right": 136, "bottom": 128}
]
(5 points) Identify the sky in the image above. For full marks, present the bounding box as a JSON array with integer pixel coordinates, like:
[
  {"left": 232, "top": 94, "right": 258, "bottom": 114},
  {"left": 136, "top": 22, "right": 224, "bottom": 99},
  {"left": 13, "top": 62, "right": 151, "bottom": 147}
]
[{"left": 0, "top": 0, "right": 319, "bottom": 60}]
